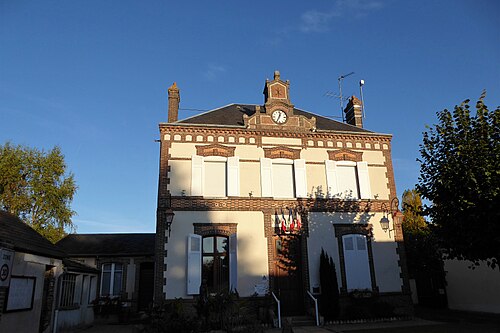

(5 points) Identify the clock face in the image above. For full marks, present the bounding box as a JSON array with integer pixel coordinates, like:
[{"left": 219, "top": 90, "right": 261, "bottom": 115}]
[{"left": 272, "top": 110, "right": 287, "bottom": 124}]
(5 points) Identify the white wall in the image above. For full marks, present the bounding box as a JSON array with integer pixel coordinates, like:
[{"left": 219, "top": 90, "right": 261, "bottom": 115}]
[
  {"left": 307, "top": 212, "right": 402, "bottom": 293},
  {"left": 165, "top": 211, "right": 268, "bottom": 299},
  {"left": 445, "top": 259, "right": 500, "bottom": 313}
]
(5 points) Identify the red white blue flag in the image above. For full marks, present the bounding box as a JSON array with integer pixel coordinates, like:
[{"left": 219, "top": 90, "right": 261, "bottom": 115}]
[
  {"left": 289, "top": 208, "right": 294, "bottom": 232},
  {"left": 281, "top": 209, "right": 287, "bottom": 233},
  {"left": 296, "top": 210, "right": 302, "bottom": 230}
]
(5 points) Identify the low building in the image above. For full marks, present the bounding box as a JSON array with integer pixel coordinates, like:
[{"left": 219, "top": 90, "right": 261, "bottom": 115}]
[
  {"left": 154, "top": 71, "right": 412, "bottom": 319},
  {"left": 57, "top": 233, "right": 155, "bottom": 312},
  {"left": 444, "top": 259, "right": 500, "bottom": 314}
]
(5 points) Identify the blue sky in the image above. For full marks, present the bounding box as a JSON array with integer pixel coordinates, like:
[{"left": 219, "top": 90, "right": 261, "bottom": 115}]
[{"left": 1, "top": 0, "right": 498, "bottom": 233}]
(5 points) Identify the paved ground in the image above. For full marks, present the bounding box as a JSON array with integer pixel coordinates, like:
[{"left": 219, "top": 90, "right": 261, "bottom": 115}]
[{"left": 67, "top": 307, "right": 500, "bottom": 333}]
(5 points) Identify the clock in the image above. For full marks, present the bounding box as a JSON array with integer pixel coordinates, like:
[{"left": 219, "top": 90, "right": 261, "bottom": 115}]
[{"left": 272, "top": 110, "right": 287, "bottom": 124}]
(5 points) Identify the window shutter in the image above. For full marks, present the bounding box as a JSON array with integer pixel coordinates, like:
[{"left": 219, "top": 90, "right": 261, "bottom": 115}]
[
  {"left": 191, "top": 155, "right": 204, "bottom": 196},
  {"left": 325, "top": 160, "right": 339, "bottom": 198},
  {"left": 227, "top": 156, "right": 240, "bottom": 197},
  {"left": 294, "top": 159, "right": 307, "bottom": 198},
  {"left": 229, "top": 233, "right": 238, "bottom": 292},
  {"left": 260, "top": 158, "right": 273, "bottom": 197},
  {"left": 356, "top": 161, "right": 372, "bottom": 199},
  {"left": 187, "top": 234, "right": 202, "bottom": 295}
]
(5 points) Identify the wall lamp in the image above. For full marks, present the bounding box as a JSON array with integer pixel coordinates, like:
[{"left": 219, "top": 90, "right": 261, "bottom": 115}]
[
  {"left": 164, "top": 194, "right": 175, "bottom": 237},
  {"left": 380, "top": 197, "right": 399, "bottom": 237}
]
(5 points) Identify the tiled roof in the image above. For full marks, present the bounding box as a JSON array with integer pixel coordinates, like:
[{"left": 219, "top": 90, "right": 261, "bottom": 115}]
[
  {"left": 0, "top": 210, "right": 66, "bottom": 259},
  {"left": 177, "top": 104, "right": 373, "bottom": 133},
  {"left": 56, "top": 233, "right": 155, "bottom": 257},
  {"left": 63, "top": 258, "right": 99, "bottom": 274}
]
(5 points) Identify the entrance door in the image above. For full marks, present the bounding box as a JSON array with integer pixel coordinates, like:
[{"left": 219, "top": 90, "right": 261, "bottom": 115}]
[
  {"left": 138, "top": 262, "right": 154, "bottom": 311},
  {"left": 273, "top": 235, "right": 303, "bottom": 315}
]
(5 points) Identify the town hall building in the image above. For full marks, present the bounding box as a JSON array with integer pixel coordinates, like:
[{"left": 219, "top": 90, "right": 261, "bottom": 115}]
[{"left": 154, "top": 71, "right": 412, "bottom": 318}]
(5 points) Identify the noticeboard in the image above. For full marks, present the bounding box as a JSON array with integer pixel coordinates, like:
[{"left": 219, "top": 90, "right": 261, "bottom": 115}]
[
  {"left": 0, "top": 248, "right": 14, "bottom": 287},
  {"left": 5, "top": 276, "right": 37, "bottom": 312}
]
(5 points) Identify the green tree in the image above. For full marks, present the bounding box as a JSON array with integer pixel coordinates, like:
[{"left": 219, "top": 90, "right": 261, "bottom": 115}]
[
  {"left": 401, "top": 189, "right": 442, "bottom": 276},
  {"left": 416, "top": 93, "right": 500, "bottom": 269},
  {"left": 0, "top": 142, "right": 77, "bottom": 243}
]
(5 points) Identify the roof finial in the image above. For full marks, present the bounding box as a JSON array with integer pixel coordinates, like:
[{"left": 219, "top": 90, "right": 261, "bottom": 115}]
[{"left": 274, "top": 70, "right": 280, "bottom": 80}]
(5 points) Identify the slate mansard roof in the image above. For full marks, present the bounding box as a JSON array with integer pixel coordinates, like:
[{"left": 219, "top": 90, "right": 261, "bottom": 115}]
[
  {"left": 56, "top": 233, "right": 155, "bottom": 257},
  {"left": 174, "top": 104, "right": 374, "bottom": 134},
  {"left": 0, "top": 210, "right": 66, "bottom": 259}
]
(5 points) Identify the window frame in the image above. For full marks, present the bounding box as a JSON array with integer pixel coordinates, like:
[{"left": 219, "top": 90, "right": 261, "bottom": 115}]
[
  {"left": 100, "top": 263, "right": 123, "bottom": 297},
  {"left": 325, "top": 160, "right": 372, "bottom": 200},
  {"left": 260, "top": 157, "right": 307, "bottom": 198}
]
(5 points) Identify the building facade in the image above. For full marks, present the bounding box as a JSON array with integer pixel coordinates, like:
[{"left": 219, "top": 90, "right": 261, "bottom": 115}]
[{"left": 155, "top": 72, "right": 412, "bottom": 316}]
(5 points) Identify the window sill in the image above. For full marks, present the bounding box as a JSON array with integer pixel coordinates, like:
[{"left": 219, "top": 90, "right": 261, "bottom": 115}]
[{"left": 58, "top": 304, "right": 80, "bottom": 311}]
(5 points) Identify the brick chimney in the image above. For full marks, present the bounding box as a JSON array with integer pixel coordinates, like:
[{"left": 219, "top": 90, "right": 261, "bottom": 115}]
[
  {"left": 167, "top": 82, "right": 180, "bottom": 123},
  {"left": 344, "top": 95, "right": 363, "bottom": 128}
]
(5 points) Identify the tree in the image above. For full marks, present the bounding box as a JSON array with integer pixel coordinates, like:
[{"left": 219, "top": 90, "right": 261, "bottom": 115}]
[
  {"left": 416, "top": 93, "right": 500, "bottom": 269},
  {"left": 319, "top": 249, "right": 339, "bottom": 321},
  {"left": 0, "top": 142, "right": 77, "bottom": 243},
  {"left": 401, "top": 189, "right": 443, "bottom": 276}
]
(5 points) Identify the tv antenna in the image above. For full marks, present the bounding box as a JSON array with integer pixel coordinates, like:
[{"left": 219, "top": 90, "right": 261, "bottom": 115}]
[
  {"left": 338, "top": 72, "right": 354, "bottom": 122},
  {"left": 359, "top": 79, "right": 366, "bottom": 118}
]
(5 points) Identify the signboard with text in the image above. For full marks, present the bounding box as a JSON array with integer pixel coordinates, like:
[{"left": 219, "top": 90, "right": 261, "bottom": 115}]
[{"left": 0, "top": 248, "right": 15, "bottom": 287}]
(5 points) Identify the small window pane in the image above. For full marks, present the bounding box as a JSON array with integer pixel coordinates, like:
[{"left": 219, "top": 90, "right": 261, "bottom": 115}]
[
  {"left": 356, "top": 236, "right": 367, "bottom": 251},
  {"left": 101, "top": 272, "right": 111, "bottom": 295},
  {"left": 203, "top": 237, "right": 214, "bottom": 253},
  {"left": 344, "top": 236, "right": 354, "bottom": 251},
  {"left": 216, "top": 237, "right": 227, "bottom": 253},
  {"left": 114, "top": 263, "right": 123, "bottom": 272},
  {"left": 103, "top": 263, "right": 112, "bottom": 272},
  {"left": 113, "top": 271, "right": 122, "bottom": 296}
]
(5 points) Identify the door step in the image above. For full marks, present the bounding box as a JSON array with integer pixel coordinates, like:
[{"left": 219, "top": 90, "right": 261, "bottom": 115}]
[{"left": 284, "top": 315, "right": 317, "bottom": 327}]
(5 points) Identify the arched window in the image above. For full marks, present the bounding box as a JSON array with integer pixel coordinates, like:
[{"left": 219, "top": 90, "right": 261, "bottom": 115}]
[{"left": 202, "top": 235, "right": 229, "bottom": 294}]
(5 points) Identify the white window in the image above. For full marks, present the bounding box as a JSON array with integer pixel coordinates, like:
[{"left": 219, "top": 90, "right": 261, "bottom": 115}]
[
  {"left": 260, "top": 158, "right": 307, "bottom": 198},
  {"left": 187, "top": 233, "right": 237, "bottom": 295},
  {"left": 191, "top": 156, "right": 240, "bottom": 197},
  {"left": 325, "top": 160, "right": 371, "bottom": 199},
  {"left": 342, "top": 234, "right": 371, "bottom": 290},
  {"left": 60, "top": 273, "right": 77, "bottom": 307},
  {"left": 100, "top": 263, "right": 123, "bottom": 296}
]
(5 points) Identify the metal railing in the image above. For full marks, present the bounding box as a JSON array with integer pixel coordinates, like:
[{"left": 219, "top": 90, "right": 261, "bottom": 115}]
[
  {"left": 271, "top": 291, "right": 281, "bottom": 329},
  {"left": 306, "top": 290, "right": 320, "bottom": 326}
]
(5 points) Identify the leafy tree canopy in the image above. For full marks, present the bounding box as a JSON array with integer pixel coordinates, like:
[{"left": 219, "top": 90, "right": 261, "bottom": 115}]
[
  {"left": 0, "top": 142, "right": 77, "bottom": 243},
  {"left": 416, "top": 93, "right": 500, "bottom": 269}
]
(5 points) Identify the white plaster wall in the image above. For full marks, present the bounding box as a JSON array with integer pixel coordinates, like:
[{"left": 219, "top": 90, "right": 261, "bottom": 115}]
[
  {"left": 240, "top": 161, "right": 261, "bottom": 197},
  {"left": 361, "top": 150, "right": 386, "bottom": 164},
  {"left": 262, "top": 137, "right": 302, "bottom": 146},
  {"left": 368, "top": 167, "right": 390, "bottom": 200},
  {"left": 307, "top": 212, "right": 402, "bottom": 293},
  {"left": 165, "top": 211, "right": 268, "bottom": 299},
  {"left": 445, "top": 259, "right": 500, "bottom": 313},
  {"left": 169, "top": 160, "right": 192, "bottom": 196},
  {"left": 306, "top": 164, "right": 328, "bottom": 198},
  {"left": 234, "top": 145, "right": 263, "bottom": 159},
  {"left": 170, "top": 142, "right": 197, "bottom": 158},
  {"left": 300, "top": 148, "right": 329, "bottom": 162}
]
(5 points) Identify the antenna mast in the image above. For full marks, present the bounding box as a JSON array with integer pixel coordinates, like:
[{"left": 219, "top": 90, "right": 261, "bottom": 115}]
[
  {"left": 338, "top": 72, "right": 354, "bottom": 122},
  {"left": 359, "top": 79, "right": 366, "bottom": 118}
]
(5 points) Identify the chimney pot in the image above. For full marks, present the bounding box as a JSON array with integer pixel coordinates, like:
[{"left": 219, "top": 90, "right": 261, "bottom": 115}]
[
  {"left": 344, "top": 95, "right": 363, "bottom": 128},
  {"left": 168, "top": 82, "right": 180, "bottom": 123}
]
